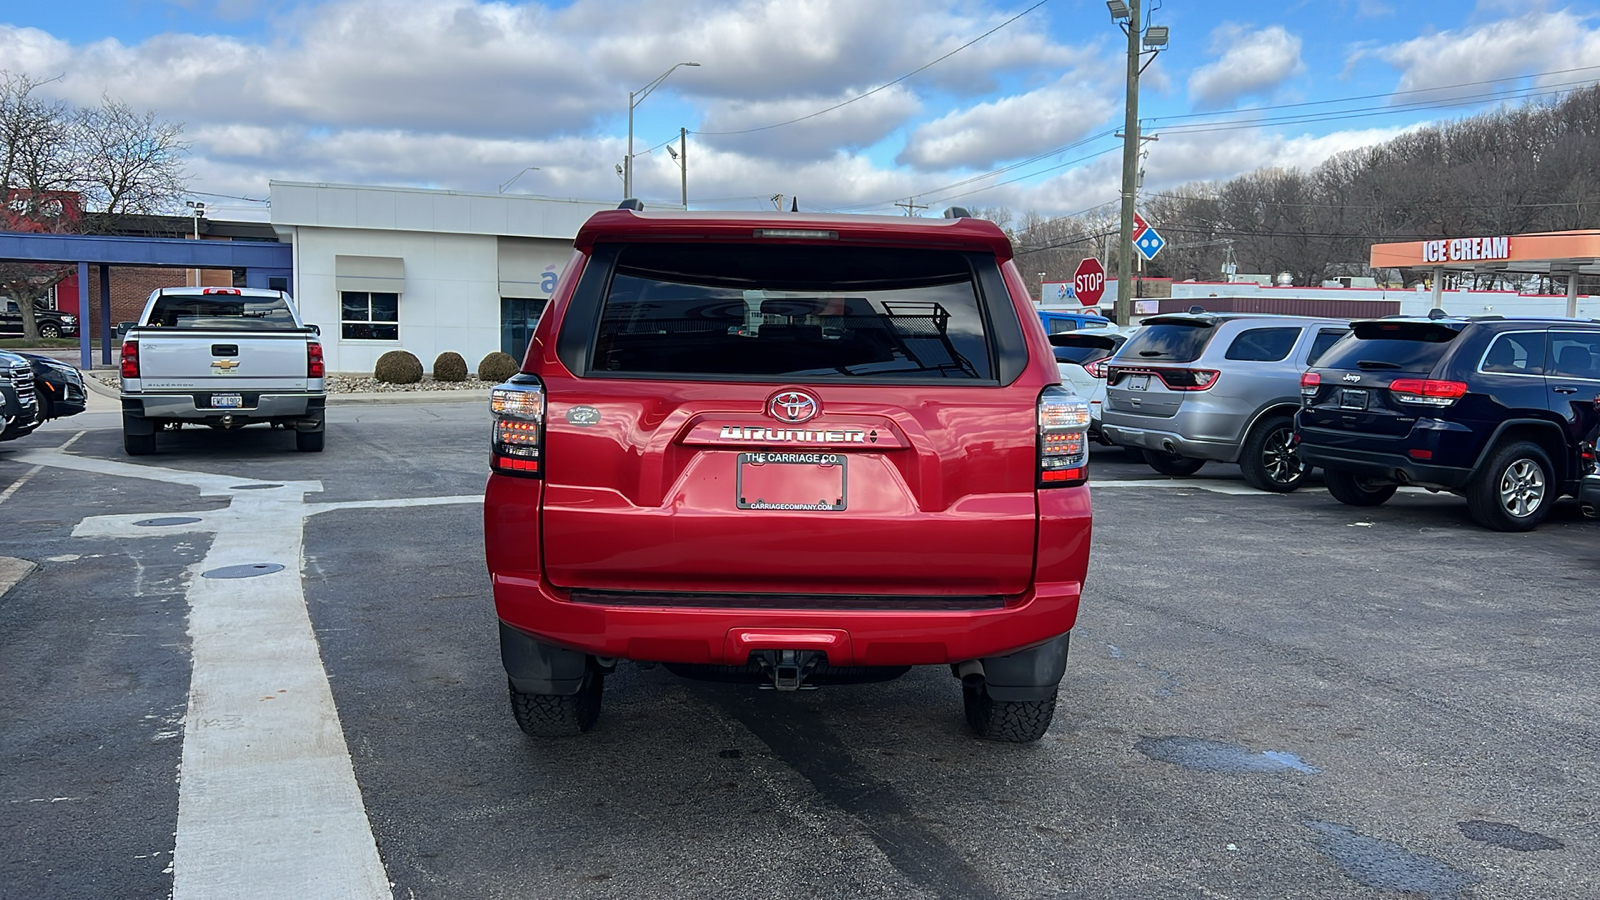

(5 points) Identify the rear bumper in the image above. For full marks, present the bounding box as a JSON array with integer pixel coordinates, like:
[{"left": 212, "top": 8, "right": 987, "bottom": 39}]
[
  {"left": 122, "top": 391, "right": 325, "bottom": 422},
  {"left": 1580, "top": 474, "right": 1600, "bottom": 518},
  {"left": 1101, "top": 421, "right": 1237, "bottom": 462},
  {"left": 1297, "top": 443, "right": 1470, "bottom": 490},
  {"left": 493, "top": 573, "right": 1082, "bottom": 667}
]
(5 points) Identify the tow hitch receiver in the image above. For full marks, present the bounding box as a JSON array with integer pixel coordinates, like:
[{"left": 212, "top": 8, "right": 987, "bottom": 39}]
[{"left": 750, "top": 649, "right": 826, "bottom": 691}]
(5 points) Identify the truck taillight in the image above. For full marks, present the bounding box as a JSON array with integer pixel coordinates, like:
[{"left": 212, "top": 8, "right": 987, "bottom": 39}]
[
  {"left": 120, "top": 340, "right": 139, "bottom": 378},
  {"left": 1038, "top": 386, "right": 1090, "bottom": 488},
  {"left": 490, "top": 376, "right": 545, "bottom": 478},
  {"left": 1300, "top": 371, "right": 1321, "bottom": 400},
  {"left": 307, "top": 342, "right": 325, "bottom": 379},
  {"left": 1388, "top": 378, "right": 1467, "bottom": 407}
]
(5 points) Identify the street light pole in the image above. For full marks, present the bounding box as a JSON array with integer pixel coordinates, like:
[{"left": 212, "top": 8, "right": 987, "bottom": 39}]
[
  {"left": 625, "top": 62, "right": 700, "bottom": 199},
  {"left": 679, "top": 127, "right": 687, "bottom": 208},
  {"left": 1115, "top": 1, "right": 1141, "bottom": 327}
]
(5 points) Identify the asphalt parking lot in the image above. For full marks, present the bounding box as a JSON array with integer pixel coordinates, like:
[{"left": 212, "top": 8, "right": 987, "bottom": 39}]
[{"left": 2, "top": 397, "right": 1596, "bottom": 900}]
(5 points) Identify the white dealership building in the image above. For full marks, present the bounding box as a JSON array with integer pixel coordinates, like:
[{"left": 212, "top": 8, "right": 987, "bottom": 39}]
[{"left": 269, "top": 181, "right": 622, "bottom": 374}]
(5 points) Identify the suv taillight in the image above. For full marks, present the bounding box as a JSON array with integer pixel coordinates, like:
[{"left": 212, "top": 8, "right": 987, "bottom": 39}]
[
  {"left": 120, "top": 340, "right": 139, "bottom": 379},
  {"left": 1388, "top": 378, "right": 1467, "bottom": 407},
  {"left": 1083, "top": 359, "right": 1109, "bottom": 379},
  {"left": 490, "top": 375, "right": 545, "bottom": 477},
  {"left": 307, "top": 341, "right": 325, "bottom": 379},
  {"left": 1108, "top": 367, "right": 1220, "bottom": 391},
  {"left": 1038, "top": 386, "right": 1090, "bottom": 487},
  {"left": 1300, "top": 371, "right": 1321, "bottom": 400}
]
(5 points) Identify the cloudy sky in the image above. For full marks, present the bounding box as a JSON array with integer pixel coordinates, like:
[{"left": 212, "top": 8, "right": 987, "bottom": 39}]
[{"left": 4, "top": 0, "right": 1600, "bottom": 222}]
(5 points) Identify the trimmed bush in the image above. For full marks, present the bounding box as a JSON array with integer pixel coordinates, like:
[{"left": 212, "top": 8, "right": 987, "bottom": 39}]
[
  {"left": 433, "top": 351, "right": 468, "bottom": 382},
  {"left": 374, "top": 350, "right": 424, "bottom": 384},
  {"left": 478, "top": 351, "right": 519, "bottom": 383}
]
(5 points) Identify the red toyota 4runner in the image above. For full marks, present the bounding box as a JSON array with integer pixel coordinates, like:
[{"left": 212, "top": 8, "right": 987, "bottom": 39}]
[{"left": 484, "top": 203, "right": 1092, "bottom": 742}]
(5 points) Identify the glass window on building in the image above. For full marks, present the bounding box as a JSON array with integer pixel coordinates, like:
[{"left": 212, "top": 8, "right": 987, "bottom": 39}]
[
  {"left": 501, "top": 298, "right": 547, "bottom": 357},
  {"left": 341, "top": 291, "right": 399, "bottom": 340}
]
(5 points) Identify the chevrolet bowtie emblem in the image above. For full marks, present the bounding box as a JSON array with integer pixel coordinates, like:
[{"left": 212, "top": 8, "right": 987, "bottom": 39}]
[{"left": 212, "top": 359, "right": 240, "bottom": 370}]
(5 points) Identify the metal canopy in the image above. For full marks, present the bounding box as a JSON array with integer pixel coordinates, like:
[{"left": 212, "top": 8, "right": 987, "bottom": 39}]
[
  {"left": 0, "top": 231, "right": 292, "bottom": 368},
  {"left": 1370, "top": 230, "right": 1600, "bottom": 316}
]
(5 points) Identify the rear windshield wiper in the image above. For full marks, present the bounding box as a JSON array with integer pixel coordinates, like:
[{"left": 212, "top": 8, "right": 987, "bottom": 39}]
[
  {"left": 1138, "top": 350, "right": 1168, "bottom": 357},
  {"left": 1355, "top": 360, "right": 1402, "bottom": 370}
]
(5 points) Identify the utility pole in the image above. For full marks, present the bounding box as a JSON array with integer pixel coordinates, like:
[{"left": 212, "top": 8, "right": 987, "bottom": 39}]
[
  {"left": 895, "top": 197, "right": 928, "bottom": 217},
  {"left": 679, "top": 127, "right": 687, "bottom": 208},
  {"left": 1115, "top": 1, "right": 1141, "bottom": 327}
]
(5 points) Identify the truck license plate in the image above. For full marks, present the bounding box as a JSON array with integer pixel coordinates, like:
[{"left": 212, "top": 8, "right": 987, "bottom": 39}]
[
  {"left": 736, "top": 452, "right": 847, "bottom": 511},
  {"left": 211, "top": 393, "right": 243, "bottom": 409}
]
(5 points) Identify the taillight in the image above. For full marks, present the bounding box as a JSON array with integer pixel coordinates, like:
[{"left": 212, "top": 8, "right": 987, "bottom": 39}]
[
  {"left": 1300, "top": 371, "right": 1321, "bottom": 400},
  {"left": 1038, "top": 386, "right": 1090, "bottom": 488},
  {"left": 307, "top": 341, "right": 325, "bottom": 379},
  {"left": 1388, "top": 378, "right": 1467, "bottom": 407},
  {"left": 490, "top": 375, "right": 545, "bottom": 478},
  {"left": 1083, "top": 359, "right": 1109, "bottom": 379},
  {"left": 120, "top": 340, "right": 139, "bottom": 378},
  {"left": 1159, "top": 369, "right": 1220, "bottom": 391}
]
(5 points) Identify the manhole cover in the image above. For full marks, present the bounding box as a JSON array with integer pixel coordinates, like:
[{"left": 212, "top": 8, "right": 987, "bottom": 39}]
[
  {"left": 230, "top": 484, "right": 284, "bottom": 490},
  {"left": 202, "top": 563, "right": 285, "bottom": 579},
  {"left": 134, "top": 516, "right": 203, "bottom": 527}
]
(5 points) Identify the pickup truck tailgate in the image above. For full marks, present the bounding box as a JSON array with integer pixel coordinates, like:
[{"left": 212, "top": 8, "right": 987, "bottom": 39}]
[{"left": 136, "top": 330, "right": 310, "bottom": 391}]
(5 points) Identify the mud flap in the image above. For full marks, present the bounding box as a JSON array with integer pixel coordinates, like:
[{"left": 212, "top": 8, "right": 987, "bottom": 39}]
[
  {"left": 977, "top": 632, "right": 1070, "bottom": 702},
  {"left": 500, "top": 622, "right": 590, "bottom": 696}
]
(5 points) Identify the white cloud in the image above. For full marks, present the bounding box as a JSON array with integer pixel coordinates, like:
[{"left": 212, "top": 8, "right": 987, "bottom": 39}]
[
  {"left": 897, "top": 76, "right": 1119, "bottom": 170},
  {"left": 1366, "top": 10, "right": 1600, "bottom": 97},
  {"left": 1187, "top": 24, "right": 1305, "bottom": 109},
  {"left": 696, "top": 87, "right": 922, "bottom": 160}
]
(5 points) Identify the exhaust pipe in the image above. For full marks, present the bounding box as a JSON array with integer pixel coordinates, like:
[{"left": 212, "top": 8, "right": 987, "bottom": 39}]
[
  {"left": 1162, "top": 440, "right": 1177, "bottom": 454},
  {"left": 955, "top": 659, "right": 985, "bottom": 687}
]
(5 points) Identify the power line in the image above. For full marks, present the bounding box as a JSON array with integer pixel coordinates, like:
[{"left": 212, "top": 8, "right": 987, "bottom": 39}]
[{"left": 688, "top": 0, "right": 1053, "bottom": 137}]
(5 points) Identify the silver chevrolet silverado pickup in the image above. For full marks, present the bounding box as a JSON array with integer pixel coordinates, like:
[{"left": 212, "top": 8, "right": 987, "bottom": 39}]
[{"left": 119, "top": 287, "right": 326, "bottom": 455}]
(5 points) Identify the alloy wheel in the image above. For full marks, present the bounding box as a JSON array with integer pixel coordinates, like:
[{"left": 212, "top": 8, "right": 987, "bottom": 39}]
[
  {"left": 1263, "top": 427, "right": 1305, "bottom": 484},
  {"left": 1498, "top": 459, "right": 1546, "bottom": 518}
]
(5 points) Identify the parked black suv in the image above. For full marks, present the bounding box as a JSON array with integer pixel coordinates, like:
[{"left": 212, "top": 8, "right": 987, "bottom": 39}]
[{"left": 1297, "top": 315, "right": 1600, "bottom": 531}]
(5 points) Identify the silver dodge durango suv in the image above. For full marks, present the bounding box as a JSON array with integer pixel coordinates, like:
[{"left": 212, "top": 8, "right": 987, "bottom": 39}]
[{"left": 1101, "top": 312, "right": 1349, "bottom": 491}]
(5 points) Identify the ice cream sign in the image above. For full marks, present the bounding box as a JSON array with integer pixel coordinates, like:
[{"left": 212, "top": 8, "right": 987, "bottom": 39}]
[{"left": 1420, "top": 236, "right": 1511, "bottom": 263}]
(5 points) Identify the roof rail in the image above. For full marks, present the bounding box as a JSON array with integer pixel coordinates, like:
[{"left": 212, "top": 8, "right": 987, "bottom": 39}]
[
  {"left": 942, "top": 207, "right": 972, "bottom": 219},
  {"left": 618, "top": 198, "right": 645, "bottom": 211}
]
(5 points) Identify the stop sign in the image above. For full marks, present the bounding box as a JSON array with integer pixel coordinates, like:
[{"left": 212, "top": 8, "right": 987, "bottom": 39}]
[{"left": 1073, "top": 258, "right": 1106, "bottom": 307}]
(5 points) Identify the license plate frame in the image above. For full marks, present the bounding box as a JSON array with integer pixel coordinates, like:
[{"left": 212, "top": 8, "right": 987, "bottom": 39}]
[
  {"left": 1127, "top": 374, "right": 1151, "bottom": 392},
  {"left": 736, "top": 452, "right": 847, "bottom": 511},
  {"left": 211, "top": 393, "right": 244, "bottom": 409},
  {"left": 1338, "top": 388, "right": 1368, "bottom": 411}
]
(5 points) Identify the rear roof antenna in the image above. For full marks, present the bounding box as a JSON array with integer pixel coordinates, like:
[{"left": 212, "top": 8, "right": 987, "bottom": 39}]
[
  {"left": 1427, "top": 307, "right": 1448, "bottom": 319},
  {"left": 1188, "top": 305, "right": 1206, "bottom": 314},
  {"left": 942, "top": 207, "right": 972, "bottom": 219},
  {"left": 617, "top": 198, "right": 645, "bottom": 211}
]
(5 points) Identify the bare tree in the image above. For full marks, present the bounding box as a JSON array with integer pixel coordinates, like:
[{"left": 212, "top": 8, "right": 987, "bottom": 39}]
[{"left": 1, "top": 71, "right": 188, "bottom": 341}]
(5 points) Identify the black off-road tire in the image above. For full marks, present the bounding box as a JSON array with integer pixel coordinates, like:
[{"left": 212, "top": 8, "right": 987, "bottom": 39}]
[
  {"left": 509, "top": 669, "right": 603, "bottom": 737},
  {"left": 1239, "top": 415, "right": 1308, "bottom": 492},
  {"left": 123, "top": 429, "right": 155, "bottom": 456},
  {"left": 1144, "top": 449, "right": 1206, "bottom": 477},
  {"left": 1325, "top": 469, "right": 1399, "bottom": 507},
  {"left": 38, "top": 323, "right": 61, "bottom": 339},
  {"left": 295, "top": 428, "right": 324, "bottom": 452},
  {"left": 1466, "top": 441, "right": 1555, "bottom": 532},
  {"left": 963, "top": 682, "right": 1057, "bottom": 743}
]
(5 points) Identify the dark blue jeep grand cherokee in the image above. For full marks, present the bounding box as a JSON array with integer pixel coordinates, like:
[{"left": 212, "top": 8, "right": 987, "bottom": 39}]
[{"left": 1296, "top": 315, "right": 1600, "bottom": 531}]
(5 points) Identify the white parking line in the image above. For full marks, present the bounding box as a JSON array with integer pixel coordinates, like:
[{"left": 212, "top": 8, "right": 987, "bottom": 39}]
[
  {"left": 1093, "top": 478, "right": 1269, "bottom": 496},
  {"left": 5, "top": 448, "right": 481, "bottom": 900}
]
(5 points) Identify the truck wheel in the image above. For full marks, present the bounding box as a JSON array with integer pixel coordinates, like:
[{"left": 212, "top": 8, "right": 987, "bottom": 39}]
[
  {"left": 295, "top": 428, "right": 325, "bottom": 452},
  {"left": 962, "top": 682, "right": 1057, "bottom": 743},
  {"left": 509, "top": 668, "right": 603, "bottom": 737},
  {"left": 38, "top": 323, "right": 61, "bottom": 339},
  {"left": 1144, "top": 449, "right": 1206, "bottom": 477},
  {"left": 1466, "top": 441, "right": 1554, "bottom": 532},
  {"left": 1325, "top": 469, "right": 1398, "bottom": 507},
  {"left": 123, "top": 429, "right": 155, "bottom": 456},
  {"left": 1239, "top": 415, "right": 1306, "bottom": 492}
]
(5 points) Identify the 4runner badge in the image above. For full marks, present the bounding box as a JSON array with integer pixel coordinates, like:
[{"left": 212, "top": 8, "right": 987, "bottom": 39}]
[{"left": 768, "top": 390, "right": 819, "bottom": 424}]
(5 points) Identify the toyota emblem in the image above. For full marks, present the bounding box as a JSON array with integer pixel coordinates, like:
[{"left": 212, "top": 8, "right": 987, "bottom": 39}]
[{"left": 768, "top": 390, "right": 820, "bottom": 424}]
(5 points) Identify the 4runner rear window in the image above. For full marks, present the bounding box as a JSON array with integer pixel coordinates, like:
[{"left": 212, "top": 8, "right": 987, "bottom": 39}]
[
  {"left": 1118, "top": 322, "right": 1215, "bottom": 363},
  {"left": 1315, "top": 321, "right": 1461, "bottom": 374},
  {"left": 590, "top": 244, "right": 993, "bottom": 380},
  {"left": 146, "top": 296, "right": 297, "bottom": 330}
]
